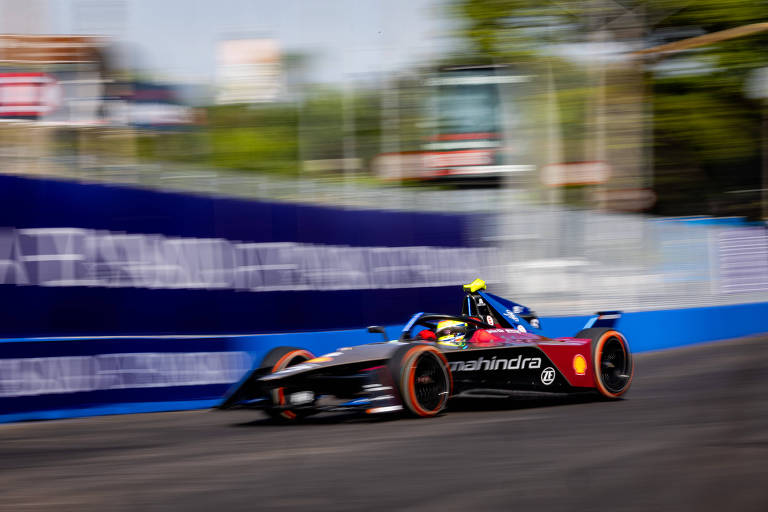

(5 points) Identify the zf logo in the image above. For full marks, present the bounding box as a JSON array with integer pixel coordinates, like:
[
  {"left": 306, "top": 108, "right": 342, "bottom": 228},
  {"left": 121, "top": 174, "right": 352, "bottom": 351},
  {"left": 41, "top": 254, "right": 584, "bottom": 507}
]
[{"left": 540, "top": 367, "right": 556, "bottom": 385}]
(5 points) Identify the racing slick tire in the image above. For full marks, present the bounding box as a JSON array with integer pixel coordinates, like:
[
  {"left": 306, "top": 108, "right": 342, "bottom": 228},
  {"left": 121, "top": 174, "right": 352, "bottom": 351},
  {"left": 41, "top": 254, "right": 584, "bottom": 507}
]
[
  {"left": 575, "top": 328, "right": 634, "bottom": 399},
  {"left": 389, "top": 343, "right": 452, "bottom": 418},
  {"left": 260, "top": 346, "right": 316, "bottom": 421}
]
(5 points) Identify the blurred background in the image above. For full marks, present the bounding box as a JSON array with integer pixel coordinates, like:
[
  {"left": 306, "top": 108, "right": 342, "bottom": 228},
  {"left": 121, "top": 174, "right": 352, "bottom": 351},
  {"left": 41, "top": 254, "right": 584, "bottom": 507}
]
[
  {"left": 4, "top": 3, "right": 768, "bottom": 508},
  {"left": 1, "top": 0, "right": 768, "bottom": 332}
]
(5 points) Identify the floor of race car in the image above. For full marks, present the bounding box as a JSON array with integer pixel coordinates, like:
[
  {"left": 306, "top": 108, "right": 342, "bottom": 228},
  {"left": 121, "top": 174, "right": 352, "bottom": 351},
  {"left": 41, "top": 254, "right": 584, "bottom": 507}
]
[{"left": 1, "top": 335, "right": 767, "bottom": 512}]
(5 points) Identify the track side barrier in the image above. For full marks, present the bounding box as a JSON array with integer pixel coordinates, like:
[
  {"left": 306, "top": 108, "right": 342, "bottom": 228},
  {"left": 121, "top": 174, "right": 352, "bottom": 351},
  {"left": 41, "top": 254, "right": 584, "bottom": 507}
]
[
  {"left": 0, "top": 327, "right": 387, "bottom": 424},
  {"left": 2, "top": 302, "right": 767, "bottom": 423},
  {"left": 540, "top": 301, "right": 768, "bottom": 352}
]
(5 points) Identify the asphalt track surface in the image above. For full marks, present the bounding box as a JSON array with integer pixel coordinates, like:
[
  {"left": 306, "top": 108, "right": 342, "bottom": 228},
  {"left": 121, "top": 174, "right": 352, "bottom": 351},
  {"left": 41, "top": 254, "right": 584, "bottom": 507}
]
[{"left": 2, "top": 336, "right": 768, "bottom": 512}]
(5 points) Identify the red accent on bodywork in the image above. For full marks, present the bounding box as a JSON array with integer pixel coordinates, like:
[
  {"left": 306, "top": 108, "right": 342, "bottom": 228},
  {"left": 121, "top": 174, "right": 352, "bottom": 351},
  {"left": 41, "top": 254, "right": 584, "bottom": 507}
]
[
  {"left": 535, "top": 338, "right": 595, "bottom": 388},
  {"left": 417, "top": 329, "right": 437, "bottom": 340},
  {"left": 470, "top": 329, "right": 502, "bottom": 346},
  {"left": 466, "top": 330, "right": 596, "bottom": 388}
]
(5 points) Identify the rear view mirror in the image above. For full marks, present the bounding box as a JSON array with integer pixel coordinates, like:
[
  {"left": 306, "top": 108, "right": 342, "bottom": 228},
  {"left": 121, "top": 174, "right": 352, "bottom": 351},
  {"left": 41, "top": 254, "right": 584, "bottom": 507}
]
[{"left": 367, "top": 325, "right": 388, "bottom": 342}]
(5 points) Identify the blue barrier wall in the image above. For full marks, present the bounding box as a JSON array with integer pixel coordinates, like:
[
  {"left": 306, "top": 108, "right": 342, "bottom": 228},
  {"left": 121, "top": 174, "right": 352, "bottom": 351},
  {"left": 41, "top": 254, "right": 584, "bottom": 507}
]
[
  {"left": 0, "top": 327, "right": 382, "bottom": 423},
  {"left": 541, "top": 301, "right": 768, "bottom": 352},
  {"left": 0, "top": 174, "right": 477, "bottom": 336},
  {"left": 0, "top": 285, "right": 465, "bottom": 337},
  {"left": 2, "top": 301, "right": 767, "bottom": 423},
  {"left": 0, "top": 174, "right": 475, "bottom": 247}
]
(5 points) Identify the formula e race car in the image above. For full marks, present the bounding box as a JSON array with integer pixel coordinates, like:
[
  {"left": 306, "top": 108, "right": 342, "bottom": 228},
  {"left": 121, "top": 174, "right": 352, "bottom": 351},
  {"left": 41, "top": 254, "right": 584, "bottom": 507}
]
[{"left": 219, "top": 279, "right": 633, "bottom": 420}]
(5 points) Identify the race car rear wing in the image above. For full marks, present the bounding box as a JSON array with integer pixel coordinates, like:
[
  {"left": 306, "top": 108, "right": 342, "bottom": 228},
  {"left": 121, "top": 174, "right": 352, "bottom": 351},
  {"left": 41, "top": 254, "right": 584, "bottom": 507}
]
[{"left": 583, "top": 311, "right": 623, "bottom": 329}]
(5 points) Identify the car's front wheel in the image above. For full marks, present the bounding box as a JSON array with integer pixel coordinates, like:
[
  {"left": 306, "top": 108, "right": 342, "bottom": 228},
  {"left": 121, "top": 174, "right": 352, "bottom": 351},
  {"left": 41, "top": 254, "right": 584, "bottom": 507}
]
[
  {"left": 389, "top": 344, "right": 452, "bottom": 417},
  {"left": 260, "top": 346, "right": 316, "bottom": 421}
]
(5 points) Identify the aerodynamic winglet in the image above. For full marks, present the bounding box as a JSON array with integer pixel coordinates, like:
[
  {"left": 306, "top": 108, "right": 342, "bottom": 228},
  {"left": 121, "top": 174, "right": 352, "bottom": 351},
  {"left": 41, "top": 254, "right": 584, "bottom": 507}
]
[{"left": 583, "top": 311, "right": 623, "bottom": 329}]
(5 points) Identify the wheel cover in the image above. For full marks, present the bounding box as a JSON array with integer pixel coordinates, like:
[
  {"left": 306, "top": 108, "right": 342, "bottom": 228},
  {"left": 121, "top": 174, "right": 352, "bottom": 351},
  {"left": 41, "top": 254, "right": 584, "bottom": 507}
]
[
  {"left": 411, "top": 352, "right": 449, "bottom": 412},
  {"left": 599, "top": 336, "right": 631, "bottom": 394}
]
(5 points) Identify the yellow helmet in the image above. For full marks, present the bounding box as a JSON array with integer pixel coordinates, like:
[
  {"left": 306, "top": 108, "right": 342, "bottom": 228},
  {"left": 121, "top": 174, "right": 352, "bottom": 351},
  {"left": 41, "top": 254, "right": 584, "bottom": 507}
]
[{"left": 436, "top": 320, "right": 467, "bottom": 346}]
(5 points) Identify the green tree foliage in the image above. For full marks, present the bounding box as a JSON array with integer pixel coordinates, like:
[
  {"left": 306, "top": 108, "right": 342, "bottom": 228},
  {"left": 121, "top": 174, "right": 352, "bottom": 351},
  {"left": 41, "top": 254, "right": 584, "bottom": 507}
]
[
  {"left": 648, "top": 1, "right": 768, "bottom": 216},
  {"left": 135, "top": 87, "right": 387, "bottom": 178},
  {"left": 450, "top": 0, "right": 768, "bottom": 217}
]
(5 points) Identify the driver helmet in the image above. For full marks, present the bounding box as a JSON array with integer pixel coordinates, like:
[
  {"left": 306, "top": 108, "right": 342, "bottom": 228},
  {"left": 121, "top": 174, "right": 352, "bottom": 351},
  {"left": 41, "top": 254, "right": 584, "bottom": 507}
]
[{"left": 435, "top": 320, "right": 468, "bottom": 347}]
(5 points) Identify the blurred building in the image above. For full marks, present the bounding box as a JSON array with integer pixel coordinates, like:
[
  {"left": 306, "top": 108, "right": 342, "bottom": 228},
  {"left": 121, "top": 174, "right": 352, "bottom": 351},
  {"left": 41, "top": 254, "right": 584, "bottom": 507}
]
[{"left": 0, "top": 34, "right": 106, "bottom": 123}]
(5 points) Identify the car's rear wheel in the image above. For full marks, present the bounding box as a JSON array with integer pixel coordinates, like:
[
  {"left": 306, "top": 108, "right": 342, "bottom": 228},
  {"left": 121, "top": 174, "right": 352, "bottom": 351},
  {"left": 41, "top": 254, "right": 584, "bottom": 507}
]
[
  {"left": 260, "top": 346, "right": 315, "bottom": 421},
  {"left": 390, "top": 344, "right": 452, "bottom": 417},
  {"left": 576, "top": 328, "right": 633, "bottom": 399}
]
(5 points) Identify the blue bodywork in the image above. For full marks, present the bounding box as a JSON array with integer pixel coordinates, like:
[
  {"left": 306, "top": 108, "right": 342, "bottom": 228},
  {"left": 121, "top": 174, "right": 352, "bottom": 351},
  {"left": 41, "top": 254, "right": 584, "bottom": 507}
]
[{"left": 477, "top": 291, "right": 542, "bottom": 332}]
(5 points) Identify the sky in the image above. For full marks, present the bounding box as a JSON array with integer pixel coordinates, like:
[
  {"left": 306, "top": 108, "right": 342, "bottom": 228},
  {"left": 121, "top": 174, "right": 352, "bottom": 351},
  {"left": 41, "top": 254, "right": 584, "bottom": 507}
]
[{"left": 0, "top": 0, "right": 456, "bottom": 84}]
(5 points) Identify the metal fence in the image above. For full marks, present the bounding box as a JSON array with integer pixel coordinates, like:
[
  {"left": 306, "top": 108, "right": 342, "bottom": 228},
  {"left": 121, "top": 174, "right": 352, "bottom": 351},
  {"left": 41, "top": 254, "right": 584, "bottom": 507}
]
[
  {"left": 2, "top": 126, "right": 768, "bottom": 315},
  {"left": 485, "top": 208, "right": 768, "bottom": 315}
]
